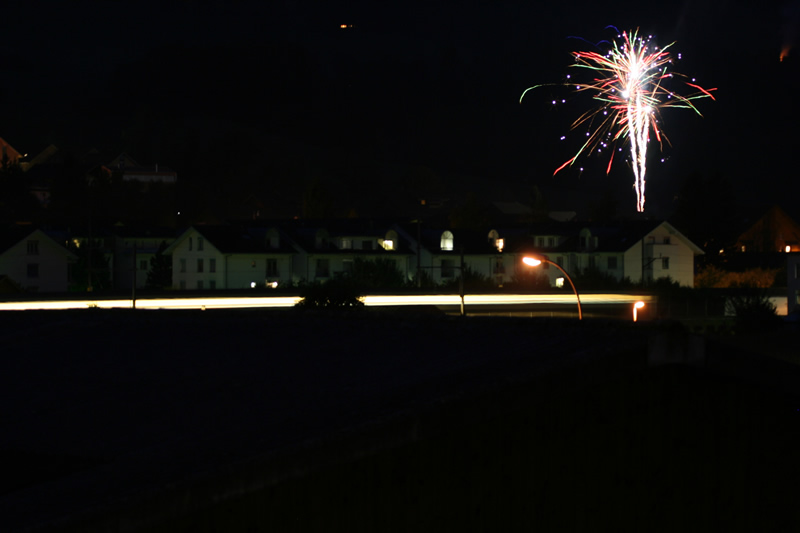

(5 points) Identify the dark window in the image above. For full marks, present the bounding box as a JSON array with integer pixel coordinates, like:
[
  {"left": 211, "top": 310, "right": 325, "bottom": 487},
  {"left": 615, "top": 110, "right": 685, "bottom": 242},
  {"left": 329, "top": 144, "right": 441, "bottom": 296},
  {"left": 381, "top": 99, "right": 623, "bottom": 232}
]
[
  {"left": 607, "top": 256, "right": 618, "bottom": 269},
  {"left": 362, "top": 240, "right": 373, "bottom": 250},
  {"left": 441, "top": 259, "right": 455, "bottom": 278},
  {"left": 315, "top": 259, "right": 330, "bottom": 278},
  {"left": 266, "top": 258, "right": 278, "bottom": 277},
  {"left": 27, "top": 263, "right": 39, "bottom": 278},
  {"left": 27, "top": 240, "right": 39, "bottom": 255},
  {"left": 180, "top": 259, "right": 186, "bottom": 273},
  {"left": 662, "top": 257, "right": 670, "bottom": 270},
  {"left": 197, "top": 258, "right": 204, "bottom": 273},
  {"left": 198, "top": 237, "right": 204, "bottom": 251},
  {"left": 210, "top": 258, "right": 216, "bottom": 273}
]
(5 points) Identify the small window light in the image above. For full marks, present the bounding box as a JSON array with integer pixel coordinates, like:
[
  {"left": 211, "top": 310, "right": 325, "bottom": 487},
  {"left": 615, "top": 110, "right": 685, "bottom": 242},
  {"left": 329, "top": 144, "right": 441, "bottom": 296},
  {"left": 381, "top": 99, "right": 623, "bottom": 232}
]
[
  {"left": 383, "top": 239, "right": 394, "bottom": 250},
  {"left": 496, "top": 238, "right": 504, "bottom": 252},
  {"left": 786, "top": 245, "right": 791, "bottom": 253},
  {"left": 268, "top": 281, "right": 278, "bottom": 288},
  {"left": 250, "top": 282, "right": 256, "bottom": 288},
  {"left": 555, "top": 277, "right": 565, "bottom": 288}
]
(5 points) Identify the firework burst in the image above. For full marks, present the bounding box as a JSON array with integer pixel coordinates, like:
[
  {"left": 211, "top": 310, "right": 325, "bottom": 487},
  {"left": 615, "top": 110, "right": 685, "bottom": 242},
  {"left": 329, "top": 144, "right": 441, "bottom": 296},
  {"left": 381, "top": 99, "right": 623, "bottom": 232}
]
[{"left": 521, "top": 28, "right": 716, "bottom": 212}]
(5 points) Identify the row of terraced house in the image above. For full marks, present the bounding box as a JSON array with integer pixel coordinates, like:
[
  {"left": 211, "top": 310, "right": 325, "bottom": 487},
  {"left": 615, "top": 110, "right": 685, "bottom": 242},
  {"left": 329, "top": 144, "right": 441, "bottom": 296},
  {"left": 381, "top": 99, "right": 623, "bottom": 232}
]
[{"left": 0, "top": 218, "right": 705, "bottom": 295}]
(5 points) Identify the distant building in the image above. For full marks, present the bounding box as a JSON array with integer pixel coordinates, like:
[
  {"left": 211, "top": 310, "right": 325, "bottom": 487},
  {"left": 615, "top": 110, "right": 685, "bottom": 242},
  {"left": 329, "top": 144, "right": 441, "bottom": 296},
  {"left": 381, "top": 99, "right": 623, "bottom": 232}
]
[
  {"left": 0, "top": 137, "right": 24, "bottom": 163},
  {"left": 734, "top": 205, "right": 800, "bottom": 253},
  {"left": 109, "top": 153, "right": 177, "bottom": 184}
]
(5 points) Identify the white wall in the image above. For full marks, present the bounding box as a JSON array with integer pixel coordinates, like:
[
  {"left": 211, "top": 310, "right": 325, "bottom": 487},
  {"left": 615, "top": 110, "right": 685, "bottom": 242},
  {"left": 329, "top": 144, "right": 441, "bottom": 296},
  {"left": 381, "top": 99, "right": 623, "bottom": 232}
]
[{"left": 0, "top": 231, "right": 72, "bottom": 292}]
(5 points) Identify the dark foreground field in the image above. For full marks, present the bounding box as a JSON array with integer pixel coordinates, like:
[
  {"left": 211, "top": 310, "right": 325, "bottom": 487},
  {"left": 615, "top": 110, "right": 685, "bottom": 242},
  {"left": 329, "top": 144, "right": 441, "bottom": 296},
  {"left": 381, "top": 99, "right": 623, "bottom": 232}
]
[{"left": 1, "top": 308, "right": 799, "bottom": 532}]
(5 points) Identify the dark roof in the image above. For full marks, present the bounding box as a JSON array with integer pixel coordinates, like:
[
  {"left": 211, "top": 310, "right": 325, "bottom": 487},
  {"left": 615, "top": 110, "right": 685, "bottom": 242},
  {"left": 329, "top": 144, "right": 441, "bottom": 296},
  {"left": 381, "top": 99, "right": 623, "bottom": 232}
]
[
  {"left": 193, "top": 225, "right": 295, "bottom": 254},
  {"left": 0, "top": 225, "right": 37, "bottom": 254}
]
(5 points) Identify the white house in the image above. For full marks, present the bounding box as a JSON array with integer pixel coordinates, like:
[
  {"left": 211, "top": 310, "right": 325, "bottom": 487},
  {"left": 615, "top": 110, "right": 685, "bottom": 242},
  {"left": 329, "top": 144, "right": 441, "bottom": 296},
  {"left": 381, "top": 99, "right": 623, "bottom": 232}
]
[
  {"left": 0, "top": 227, "right": 77, "bottom": 292},
  {"left": 165, "top": 225, "right": 296, "bottom": 290},
  {"left": 285, "top": 221, "right": 412, "bottom": 284},
  {"left": 510, "top": 220, "right": 703, "bottom": 288}
]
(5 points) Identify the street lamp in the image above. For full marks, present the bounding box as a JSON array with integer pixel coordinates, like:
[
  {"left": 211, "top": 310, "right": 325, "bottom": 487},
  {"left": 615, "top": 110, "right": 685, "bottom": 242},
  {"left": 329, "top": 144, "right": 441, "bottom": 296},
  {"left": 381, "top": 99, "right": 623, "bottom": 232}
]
[
  {"left": 633, "top": 300, "right": 645, "bottom": 322},
  {"left": 522, "top": 256, "right": 582, "bottom": 320}
]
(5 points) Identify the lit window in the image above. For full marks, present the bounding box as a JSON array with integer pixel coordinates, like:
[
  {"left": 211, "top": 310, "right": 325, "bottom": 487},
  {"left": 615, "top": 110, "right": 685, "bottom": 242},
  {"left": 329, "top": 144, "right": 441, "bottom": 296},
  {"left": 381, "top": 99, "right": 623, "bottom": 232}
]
[
  {"left": 555, "top": 277, "right": 565, "bottom": 288},
  {"left": 440, "top": 231, "right": 454, "bottom": 251},
  {"left": 496, "top": 238, "right": 504, "bottom": 252},
  {"left": 382, "top": 239, "right": 394, "bottom": 250}
]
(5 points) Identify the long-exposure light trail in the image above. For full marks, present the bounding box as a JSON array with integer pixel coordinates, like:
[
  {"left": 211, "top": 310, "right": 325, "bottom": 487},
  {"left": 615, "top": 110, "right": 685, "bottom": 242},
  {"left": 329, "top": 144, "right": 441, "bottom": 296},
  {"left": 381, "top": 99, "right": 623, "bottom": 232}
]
[{"left": 0, "top": 294, "right": 653, "bottom": 311}]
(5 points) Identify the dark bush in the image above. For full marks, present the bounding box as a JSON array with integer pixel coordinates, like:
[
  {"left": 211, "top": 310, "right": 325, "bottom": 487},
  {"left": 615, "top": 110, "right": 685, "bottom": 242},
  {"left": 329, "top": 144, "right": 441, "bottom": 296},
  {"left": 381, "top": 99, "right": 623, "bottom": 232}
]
[{"left": 295, "top": 280, "right": 365, "bottom": 309}]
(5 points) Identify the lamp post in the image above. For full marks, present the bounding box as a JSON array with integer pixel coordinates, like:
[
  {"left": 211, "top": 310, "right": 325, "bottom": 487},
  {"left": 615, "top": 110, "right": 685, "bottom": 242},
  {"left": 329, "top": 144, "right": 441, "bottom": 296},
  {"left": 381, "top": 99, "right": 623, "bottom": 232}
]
[{"left": 522, "top": 256, "right": 582, "bottom": 320}]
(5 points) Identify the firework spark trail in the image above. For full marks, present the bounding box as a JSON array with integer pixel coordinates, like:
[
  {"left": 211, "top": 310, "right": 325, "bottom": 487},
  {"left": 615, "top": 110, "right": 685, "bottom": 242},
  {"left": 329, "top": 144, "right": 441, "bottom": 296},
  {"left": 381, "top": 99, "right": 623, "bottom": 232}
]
[{"left": 521, "top": 29, "right": 715, "bottom": 212}]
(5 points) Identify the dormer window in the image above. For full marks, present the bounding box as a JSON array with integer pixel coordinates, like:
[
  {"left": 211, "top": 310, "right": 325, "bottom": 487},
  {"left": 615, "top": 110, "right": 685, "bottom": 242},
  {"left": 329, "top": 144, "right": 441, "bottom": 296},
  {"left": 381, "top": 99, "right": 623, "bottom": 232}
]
[
  {"left": 441, "top": 231, "right": 454, "bottom": 251},
  {"left": 381, "top": 229, "right": 398, "bottom": 251},
  {"left": 315, "top": 229, "right": 330, "bottom": 249},
  {"left": 266, "top": 228, "right": 280, "bottom": 249}
]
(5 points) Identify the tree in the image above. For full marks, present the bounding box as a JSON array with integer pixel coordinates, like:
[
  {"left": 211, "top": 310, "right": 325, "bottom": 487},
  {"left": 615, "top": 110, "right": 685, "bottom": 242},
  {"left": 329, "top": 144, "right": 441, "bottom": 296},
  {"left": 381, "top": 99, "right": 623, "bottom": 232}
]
[
  {"left": 0, "top": 155, "right": 40, "bottom": 223},
  {"left": 146, "top": 241, "right": 173, "bottom": 290}
]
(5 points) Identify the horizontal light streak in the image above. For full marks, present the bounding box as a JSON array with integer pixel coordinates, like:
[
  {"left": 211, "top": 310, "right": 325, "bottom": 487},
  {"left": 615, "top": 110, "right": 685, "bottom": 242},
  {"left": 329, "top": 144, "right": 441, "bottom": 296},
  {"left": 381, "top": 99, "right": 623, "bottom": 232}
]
[{"left": 0, "top": 294, "right": 652, "bottom": 312}]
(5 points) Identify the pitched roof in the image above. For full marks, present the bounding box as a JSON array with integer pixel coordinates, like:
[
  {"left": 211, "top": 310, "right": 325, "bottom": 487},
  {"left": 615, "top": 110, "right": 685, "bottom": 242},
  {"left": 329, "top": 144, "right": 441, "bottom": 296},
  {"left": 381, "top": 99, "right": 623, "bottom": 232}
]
[{"left": 167, "top": 225, "right": 295, "bottom": 255}]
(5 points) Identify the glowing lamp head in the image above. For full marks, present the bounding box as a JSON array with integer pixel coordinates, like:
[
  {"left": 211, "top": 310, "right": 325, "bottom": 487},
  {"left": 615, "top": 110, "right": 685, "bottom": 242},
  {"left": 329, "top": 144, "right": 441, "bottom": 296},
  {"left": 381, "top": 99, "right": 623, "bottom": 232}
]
[
  {"left": 634, "top": 301, "right": 645, "bottom": 309},
  {"left": 522, "top": 256, "right": 542, "bottom": 267}
]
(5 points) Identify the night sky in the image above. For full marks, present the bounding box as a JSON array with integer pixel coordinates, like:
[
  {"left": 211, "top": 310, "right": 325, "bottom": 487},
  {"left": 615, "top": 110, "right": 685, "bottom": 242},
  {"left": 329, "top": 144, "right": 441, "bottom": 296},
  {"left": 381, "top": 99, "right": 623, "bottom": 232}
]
[{"left": 1, "top": 0, "right": 798, "bottom": 221}]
